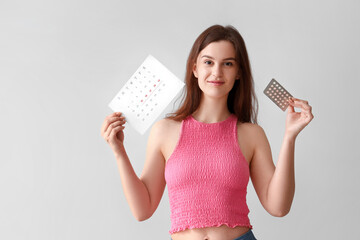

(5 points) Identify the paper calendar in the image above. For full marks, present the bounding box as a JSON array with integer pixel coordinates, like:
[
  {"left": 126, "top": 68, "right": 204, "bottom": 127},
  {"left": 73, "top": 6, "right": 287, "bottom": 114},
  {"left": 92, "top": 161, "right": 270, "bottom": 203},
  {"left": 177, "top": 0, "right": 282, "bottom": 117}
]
[{"left": 108, "top": 55, "right": 185, "bottom": 135}]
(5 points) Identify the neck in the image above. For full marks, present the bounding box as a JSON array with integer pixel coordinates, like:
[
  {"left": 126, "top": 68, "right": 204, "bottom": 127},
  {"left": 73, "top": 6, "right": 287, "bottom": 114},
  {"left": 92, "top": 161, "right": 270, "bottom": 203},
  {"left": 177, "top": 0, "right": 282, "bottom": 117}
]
[{"left": 192, "top": 94, "right": 231, "bottom": 123}]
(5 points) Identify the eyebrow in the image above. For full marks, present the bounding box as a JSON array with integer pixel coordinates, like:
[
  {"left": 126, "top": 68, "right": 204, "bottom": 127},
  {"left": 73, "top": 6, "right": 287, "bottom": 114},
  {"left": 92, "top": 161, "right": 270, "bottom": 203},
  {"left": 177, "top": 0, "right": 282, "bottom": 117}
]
[{"left": 201, "top": 55, "right": 236, "bottom": 61}]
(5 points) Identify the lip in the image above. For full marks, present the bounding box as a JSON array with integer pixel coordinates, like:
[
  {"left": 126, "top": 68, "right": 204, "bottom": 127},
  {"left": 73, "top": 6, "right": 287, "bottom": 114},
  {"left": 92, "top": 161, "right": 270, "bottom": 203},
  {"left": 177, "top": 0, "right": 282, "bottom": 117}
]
[{"left": 208, "top": 81, "right": 224, "bottom": 86}]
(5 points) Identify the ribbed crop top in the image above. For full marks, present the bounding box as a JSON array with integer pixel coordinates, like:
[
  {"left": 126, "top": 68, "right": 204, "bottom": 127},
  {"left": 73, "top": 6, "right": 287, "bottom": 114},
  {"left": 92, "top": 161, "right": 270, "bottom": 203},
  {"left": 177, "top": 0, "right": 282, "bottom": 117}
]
[{"left": 164, "top": 113, "right": 253, "bottom": 234}]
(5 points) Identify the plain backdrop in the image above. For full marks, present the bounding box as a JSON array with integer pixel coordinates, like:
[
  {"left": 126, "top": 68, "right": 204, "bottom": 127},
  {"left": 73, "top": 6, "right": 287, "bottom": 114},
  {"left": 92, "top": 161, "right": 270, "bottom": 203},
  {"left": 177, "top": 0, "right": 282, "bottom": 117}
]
[{"left": 1, "top": 0, "right": 359, "bottom": 239}]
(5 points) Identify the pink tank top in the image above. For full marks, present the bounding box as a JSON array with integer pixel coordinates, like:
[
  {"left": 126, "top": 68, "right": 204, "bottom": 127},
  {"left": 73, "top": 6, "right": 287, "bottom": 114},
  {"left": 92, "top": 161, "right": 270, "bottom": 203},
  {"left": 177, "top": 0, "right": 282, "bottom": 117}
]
[{"left": 164, "top": 113, "right": 252, "bottom": 234}]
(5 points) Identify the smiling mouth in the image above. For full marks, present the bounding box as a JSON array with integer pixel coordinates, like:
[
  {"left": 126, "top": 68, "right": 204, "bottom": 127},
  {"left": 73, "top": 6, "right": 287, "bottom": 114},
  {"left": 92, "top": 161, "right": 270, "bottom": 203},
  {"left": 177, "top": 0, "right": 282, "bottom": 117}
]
[{"left": 208, "top": 81, "right": 225, "bottom": 86}]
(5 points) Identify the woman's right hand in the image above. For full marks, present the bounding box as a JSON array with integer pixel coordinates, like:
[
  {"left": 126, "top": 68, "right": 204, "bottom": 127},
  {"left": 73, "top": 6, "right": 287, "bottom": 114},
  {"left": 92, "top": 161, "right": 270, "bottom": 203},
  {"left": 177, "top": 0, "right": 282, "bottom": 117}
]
[{"left": 101, "top": 112, "right": 127, "bottom": 153}]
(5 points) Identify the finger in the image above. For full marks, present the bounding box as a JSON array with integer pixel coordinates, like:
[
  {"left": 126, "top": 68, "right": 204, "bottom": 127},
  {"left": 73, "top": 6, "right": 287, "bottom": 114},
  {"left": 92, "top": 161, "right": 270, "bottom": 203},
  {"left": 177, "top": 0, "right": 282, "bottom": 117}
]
[
  {"left": 288, "top": 100, "right": 312, "bottom": 111},
  {"left": 289, "top": 98, "right": 311, "bottom": 110},
  {"left": 305, "top": 112, "right": 315, "bottom": 122},
  {"left": 305, "top": 105, "right": 312, "bottom": 114},
  {"left": 101, "top": 117, "right": 126, "bottom": 137},
  {"left": 296, "top": 100, "right": 312, "bottom": 113},
  {"left": 101, "top": 113, "right": 122, "bottom": 135},
  {"left": 108, "top": 125, "right": 125, "bottom": 142},
  {"left": 104, "top": 119, "right": 126, "bottom": 140},
  {"left": 105, "top": 112, "right": 122, "bottom": 120},
  {"left": 102, "top": 117, "right": 119, "bottom": 137},
  {"left": 106, "top": 124, "right": 125, "bottom": 143},
  {"left": 104, "top": 119, "right": 126, "bottom": 135},
  {"left": 300, "top": 106, "right": 314, "bottom": 123},
  {"left": 292, "top": 97, "right": 309, "bottom": 106},
  {"left": 288, "top": 98, "right": 314, "bottom": 119},
  {"left": 287, "top": 103, "right": 295, "bottom": 113}
]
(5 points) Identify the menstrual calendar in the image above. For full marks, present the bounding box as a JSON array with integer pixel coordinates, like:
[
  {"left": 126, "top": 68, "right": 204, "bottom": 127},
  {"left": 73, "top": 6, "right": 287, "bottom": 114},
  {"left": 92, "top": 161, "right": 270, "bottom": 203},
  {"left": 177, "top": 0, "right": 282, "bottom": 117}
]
[{"left": 108, "top": 55, "right": 185, "bottom": 135}]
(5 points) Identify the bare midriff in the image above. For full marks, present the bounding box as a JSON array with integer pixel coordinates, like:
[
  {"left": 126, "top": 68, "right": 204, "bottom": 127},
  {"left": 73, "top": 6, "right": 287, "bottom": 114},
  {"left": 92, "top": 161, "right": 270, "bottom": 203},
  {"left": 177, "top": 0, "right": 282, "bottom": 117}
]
[{"left": 171, "top": 225, "right": 250, "bottom": 240}]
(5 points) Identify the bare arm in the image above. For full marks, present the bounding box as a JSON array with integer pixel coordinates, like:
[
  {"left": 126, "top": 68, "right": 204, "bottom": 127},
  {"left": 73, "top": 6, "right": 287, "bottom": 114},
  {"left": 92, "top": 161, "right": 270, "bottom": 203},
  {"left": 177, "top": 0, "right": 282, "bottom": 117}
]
[
  {"left": 250, "top": 126, "right": 294, "bottom": 217},
  {"left": 268, "top": 135, "right": 296, "bottom": 216},
  {"left": 114, "top": 146, "right": 154, "bottom": 221},
  {"left": 250, "top": 127, "right": 296, "bottom": 217},
  {"left": 250, "top": 97, "right": 313, "bottom": 217},
  {"left": 101, "top": 113, "right": 166, "bottom": 221}
]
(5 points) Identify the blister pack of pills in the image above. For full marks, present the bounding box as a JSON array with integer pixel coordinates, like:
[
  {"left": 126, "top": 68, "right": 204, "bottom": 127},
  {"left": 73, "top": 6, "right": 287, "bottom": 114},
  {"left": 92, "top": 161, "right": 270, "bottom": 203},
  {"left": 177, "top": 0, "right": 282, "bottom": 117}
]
[
  {"left": 263, "top": 78, "right": 293, "bottom": 111},
  {"left": 108, "top": 55, "right": 185, "bottom": 135}
]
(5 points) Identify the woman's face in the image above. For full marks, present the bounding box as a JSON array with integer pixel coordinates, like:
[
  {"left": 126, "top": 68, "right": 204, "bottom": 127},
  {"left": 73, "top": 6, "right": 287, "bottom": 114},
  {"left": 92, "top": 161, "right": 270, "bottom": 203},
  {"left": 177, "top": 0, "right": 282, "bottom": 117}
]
[{"left": 193, "top": 40, "right": 240, "bottom": 99}]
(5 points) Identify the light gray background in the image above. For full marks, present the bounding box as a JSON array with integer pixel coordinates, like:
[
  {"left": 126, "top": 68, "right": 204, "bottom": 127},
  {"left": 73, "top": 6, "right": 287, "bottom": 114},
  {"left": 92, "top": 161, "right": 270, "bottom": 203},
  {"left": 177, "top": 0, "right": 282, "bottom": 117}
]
[{"left": 1, "top": 0, "right": 359, "bottom": 239}]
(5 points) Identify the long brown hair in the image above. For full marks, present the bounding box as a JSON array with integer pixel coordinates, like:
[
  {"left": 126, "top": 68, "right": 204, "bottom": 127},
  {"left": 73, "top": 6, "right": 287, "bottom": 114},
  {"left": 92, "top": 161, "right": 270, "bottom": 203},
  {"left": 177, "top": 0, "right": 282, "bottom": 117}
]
[{"left": 165, "top": 24, "right": 258, "bottom": 124}]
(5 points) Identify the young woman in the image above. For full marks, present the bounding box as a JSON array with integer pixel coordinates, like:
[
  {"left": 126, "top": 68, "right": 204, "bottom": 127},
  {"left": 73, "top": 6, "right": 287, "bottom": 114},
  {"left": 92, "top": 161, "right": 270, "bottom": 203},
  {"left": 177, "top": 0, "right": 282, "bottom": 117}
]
[{"left": 100, "top": 25, "right": 314, "bottom": 240}]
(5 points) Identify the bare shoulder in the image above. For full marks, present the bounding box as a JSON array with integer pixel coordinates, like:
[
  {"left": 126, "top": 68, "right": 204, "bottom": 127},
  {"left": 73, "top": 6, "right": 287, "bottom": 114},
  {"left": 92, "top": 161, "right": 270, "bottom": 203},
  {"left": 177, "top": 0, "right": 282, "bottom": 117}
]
[
  {"left": 236, "top": 121, "right": 267, "bottom": 165},
  {"left": 236, "top": 121, "right": 264, "bottom": 141},
  {"left": 150, "top": 118, "right": 168, "bottom": 133},
  {"left": 148, "top": 119, "right": 168, "bottom": 146},
  {"left": 237, "top": 121, "right": 265, "bottom": 138},
  {"left": 151, "top": 118, "right": 180, "bottom": 135},
  {"left": 150, "top": 117, "right": 182, "bottom": 159}
]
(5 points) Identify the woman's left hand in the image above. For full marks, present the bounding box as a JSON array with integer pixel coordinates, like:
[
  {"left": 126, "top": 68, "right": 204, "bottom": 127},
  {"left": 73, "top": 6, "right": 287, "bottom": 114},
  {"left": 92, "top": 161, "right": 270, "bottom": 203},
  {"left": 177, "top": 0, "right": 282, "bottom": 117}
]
[{"left": 285, "top": 97, "right": 314, "bottom": 139}]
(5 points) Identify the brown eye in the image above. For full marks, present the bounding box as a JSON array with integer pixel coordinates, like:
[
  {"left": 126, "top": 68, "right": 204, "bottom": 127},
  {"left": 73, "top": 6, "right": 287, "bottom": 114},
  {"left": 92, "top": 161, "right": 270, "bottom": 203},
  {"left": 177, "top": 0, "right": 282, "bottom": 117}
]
[
  {"left": 224, "top": 62, "right": 233, "bottom": 66},
  {"left": 204, "top": 60, "right": 212, "bottom": 65}
]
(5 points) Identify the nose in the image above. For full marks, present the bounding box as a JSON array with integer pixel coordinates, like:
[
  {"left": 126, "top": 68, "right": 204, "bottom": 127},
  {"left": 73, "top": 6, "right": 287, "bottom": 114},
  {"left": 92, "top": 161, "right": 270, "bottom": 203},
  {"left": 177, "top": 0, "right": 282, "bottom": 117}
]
[{"left": 211, "top": 63, "right": 223, "bottom": 79}]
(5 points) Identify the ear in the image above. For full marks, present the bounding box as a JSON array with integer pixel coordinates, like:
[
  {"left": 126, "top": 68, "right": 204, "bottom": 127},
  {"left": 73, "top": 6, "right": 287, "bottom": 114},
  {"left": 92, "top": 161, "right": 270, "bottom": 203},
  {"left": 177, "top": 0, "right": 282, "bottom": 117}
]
[{"left": 192, "top": 63, "right": 198, "bottom": 78}]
